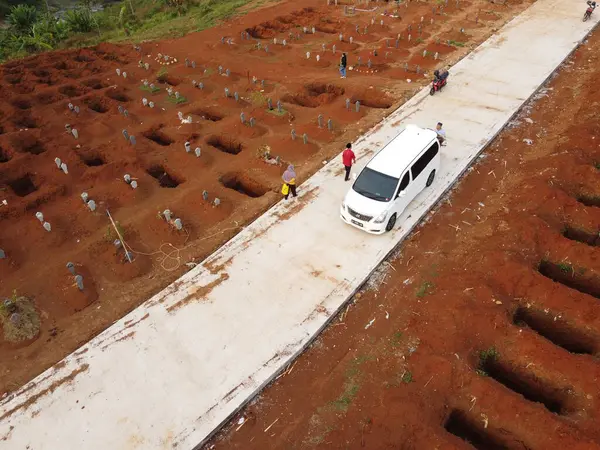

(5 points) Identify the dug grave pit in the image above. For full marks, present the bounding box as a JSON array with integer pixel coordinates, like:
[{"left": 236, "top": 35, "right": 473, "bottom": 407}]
[
  {"left": 11, "top": 98, "right": 32, "bottom": 110},
  {"left": 479, "top": 355, "right": 565, "bottom": 415},
  {"left": 58, "top": 84, "right": 88, "bottom": 98},
  {"left": 10, "top": 134, "right": 45, "bottom": 154},
  {"left": 35, "top": 91, "right": 64, "bottom": 105},
  {"left": 188, "top": 107, "right": 224, "bottom": 122},
  {"left": 84, "top": 96, "right": 110, "bottom": 114},
  {"left": 0, "top": 146, "right": 12, "bottom": 163},
  {"left": 282, "top": 83, "right": 344, "bottom": 108},
  {"left": 157, "top": 73, "right": 181, "bottom": 87},
  {"left": 11, "top": 112, "right": 39, "bottom": 129},
  {"left": 220, "top": 172, "right": 268, "bottom": 198},
  {"left": 513, "top": 306, "right": 598, "bottom": 355},
  {"left": 538, "top": 260, "right": 600, "bottom": 299},
  {"left": 80, "top": 153, "right": 106, "bottom": 167},
  {"left": 146, "top": 165, "right": 182, "bottom": 188},
  {"left": 208, "top": 135, "right": 244, "bottom": 155},
  {"left": 444, "top": 409, "right": 508, "bottom": 450},
  {"left": 8, "top": 173, "right": 37, "bottom": 197},
  {"left": 105, "top": 89, "right": 131, "bottom": 102},
  {"left": 143, "top": 127, "right": 174, "bottom": 146},
  {"left": 562, "top": 225, "right": 599, "bottom": 247},
  {"left": 82, "top": 78, "right": 108, "bottom": 90}
]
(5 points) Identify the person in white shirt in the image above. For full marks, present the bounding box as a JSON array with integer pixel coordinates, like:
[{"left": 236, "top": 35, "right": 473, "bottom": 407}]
[{"left": 435, "top": 122, "right": 446, "bottom": 146}]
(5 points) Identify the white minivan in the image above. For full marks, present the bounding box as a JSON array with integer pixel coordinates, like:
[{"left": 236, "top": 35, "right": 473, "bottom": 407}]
[{"left": 340, "top": 124, "right": 440, "bottom": 234}]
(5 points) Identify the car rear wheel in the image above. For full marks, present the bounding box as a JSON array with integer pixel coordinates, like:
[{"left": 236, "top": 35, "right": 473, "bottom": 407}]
[
  {"left": 385, "top": 214, "right": 397, "bottom": 232},
  {"left": 426, "top": 169, "right": 436, "bottom": 187}
]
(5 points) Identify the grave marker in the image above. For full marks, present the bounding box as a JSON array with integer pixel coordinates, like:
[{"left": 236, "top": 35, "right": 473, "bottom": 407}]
[{"left": 75, "top": 275, "right": 84, "bottom": 291}]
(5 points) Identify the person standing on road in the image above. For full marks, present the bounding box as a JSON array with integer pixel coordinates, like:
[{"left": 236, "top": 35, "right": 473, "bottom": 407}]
[
  {"left": 435, "top": 122, "right": 446, "bottom": 146},
  {"left": 342, "top": 143, "right": 356, "bottom": 181},
  {"left": 282, "top": 164, "right": 298, "bottom": 200},
  {"left": 340, "top": 52, "right": 347, "bottom": 79}
]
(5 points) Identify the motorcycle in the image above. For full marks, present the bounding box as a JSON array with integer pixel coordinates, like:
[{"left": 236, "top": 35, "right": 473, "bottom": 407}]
[
  {"left": 584, "top": 1, "right": 596, "bottom": 21},
  {"left": 430, "top": 69, "right": 449, "bottom": 96}
]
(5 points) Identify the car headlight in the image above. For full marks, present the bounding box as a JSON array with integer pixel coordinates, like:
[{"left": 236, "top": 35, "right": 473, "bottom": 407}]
[{"left": 373, "top": 212, "right": 387, "bottom": 224}]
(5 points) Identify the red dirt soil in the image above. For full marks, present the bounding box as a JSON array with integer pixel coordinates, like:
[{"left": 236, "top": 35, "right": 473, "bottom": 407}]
[
  {"left": 206, "top": 26, "right": 600, "bottom": 450},
  {"left": 0, "top": 0, "right": 533, "bottom": 396}
]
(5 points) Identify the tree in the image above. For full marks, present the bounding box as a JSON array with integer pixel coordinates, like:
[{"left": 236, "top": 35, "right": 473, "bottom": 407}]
[{"left": 7, "top": 4, "right": 38, "bottom": 34}]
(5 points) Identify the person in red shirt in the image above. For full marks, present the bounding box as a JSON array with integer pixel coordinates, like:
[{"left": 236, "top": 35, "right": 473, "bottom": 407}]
[{"left": 342, "top": 143, "right": 356, "bottom": 181}]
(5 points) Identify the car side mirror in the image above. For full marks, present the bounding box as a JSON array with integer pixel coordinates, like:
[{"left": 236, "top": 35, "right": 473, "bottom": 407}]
[
  {"left": 352, "top": 173, "right": 357, "bottom": 180},
  {"left": 397, "top": 190, "right": 406, "bottom": 198}
]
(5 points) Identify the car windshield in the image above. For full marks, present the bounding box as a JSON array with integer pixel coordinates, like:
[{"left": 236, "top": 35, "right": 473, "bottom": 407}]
[{"left": 352, "top": 168, "right": 398, "bottom": 202}]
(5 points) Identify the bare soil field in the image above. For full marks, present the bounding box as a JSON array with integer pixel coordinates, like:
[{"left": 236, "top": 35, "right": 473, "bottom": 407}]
[
  {"left": 207, "top": 20, "right": 600, "bottom": 450},
  {"left": 0, "top": 0, "right": 534, "bottom": 395}
]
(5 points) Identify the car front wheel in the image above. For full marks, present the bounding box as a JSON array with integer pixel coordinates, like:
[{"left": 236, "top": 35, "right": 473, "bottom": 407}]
[{"left": 385, "top": 214, "right": 397, "bottom": 232}]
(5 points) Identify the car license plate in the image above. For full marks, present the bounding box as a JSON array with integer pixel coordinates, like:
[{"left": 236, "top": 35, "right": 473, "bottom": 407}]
[{"left": 351, "top": 219, "right": 363, "bottom": 227}]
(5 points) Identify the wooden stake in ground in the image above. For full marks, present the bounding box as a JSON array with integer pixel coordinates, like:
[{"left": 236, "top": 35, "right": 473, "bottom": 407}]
[{"left": 106, "top": 209, "right": 132, "bottom": 263}]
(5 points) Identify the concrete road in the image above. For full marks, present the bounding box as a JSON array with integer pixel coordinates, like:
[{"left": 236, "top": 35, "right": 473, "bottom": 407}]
[{"left": 0, "top": 0, "right": 596, "bottom": 448}]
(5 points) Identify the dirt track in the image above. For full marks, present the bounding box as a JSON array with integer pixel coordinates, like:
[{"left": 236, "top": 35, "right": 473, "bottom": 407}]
[
  {"left": 207, "top": 21, "right": 600, "bottom": 450},
  {"left": 0, "top": 0, "right": 534, "bottom": 395}
]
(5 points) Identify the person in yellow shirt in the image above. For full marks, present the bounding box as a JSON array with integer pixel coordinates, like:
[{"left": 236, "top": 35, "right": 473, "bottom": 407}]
[{"left": 281, "top": 164, "right": 297, "bottom": 200}]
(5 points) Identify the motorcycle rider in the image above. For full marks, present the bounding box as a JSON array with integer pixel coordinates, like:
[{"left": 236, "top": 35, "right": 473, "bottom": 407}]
[
  {"left": 433, "top": 69, "right": 449, "bottom": 83},
  {"left": 587, "top": 1, "right": 597, "bottom": 11}
]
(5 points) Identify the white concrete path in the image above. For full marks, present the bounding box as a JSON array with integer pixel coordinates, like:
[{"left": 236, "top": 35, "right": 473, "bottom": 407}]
[{"left": 1, "top": 1, "right": 597, "bottom": 448}]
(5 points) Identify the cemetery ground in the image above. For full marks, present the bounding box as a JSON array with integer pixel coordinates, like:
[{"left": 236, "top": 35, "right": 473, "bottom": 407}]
[
  {"left": 0, "top": 0, "right": 535, "bottom": 396},
  {"left": 207, "top": 25, "right": 600, "bottom": 450}
]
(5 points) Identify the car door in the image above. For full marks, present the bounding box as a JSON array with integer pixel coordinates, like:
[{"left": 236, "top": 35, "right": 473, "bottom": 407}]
[
  {"left": 392, "top": 171, "right": 412, "bottom": 216},
  {"left": 409, "top": 142, "right": 438, "bottom": 198}
]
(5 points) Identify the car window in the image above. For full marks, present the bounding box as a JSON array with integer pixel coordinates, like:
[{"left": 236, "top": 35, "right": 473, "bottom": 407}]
[
  {"left": 398, "top": 172, "right": 410, "bottom": 191},
  {"left": 353, "top": 168, "right": 399, "bottom": 202},
  {"left": 411, "top": 142, "right": 439, "bottom": 180}
]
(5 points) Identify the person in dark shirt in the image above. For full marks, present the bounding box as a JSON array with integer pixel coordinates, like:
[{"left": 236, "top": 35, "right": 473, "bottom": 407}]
[{"left": 340, "top": 53, "right": 347, "bottom": 79}]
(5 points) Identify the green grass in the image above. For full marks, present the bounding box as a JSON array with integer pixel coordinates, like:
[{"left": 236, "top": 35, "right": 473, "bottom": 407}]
[
  {"left": 140, "top": 84, "right": 161, "bottom": 93},
  {"left": 105, "top": 221, "right": 125, "bottom": 242},
  {"left": 390, "top": 331, "right": 403, "bottom": 347},
  {"left": 266, "top": 106, "right": 287, "bottom": 116},
  {"left": 330, "top": 355, "right": 370, "bottom": 412},
  {"left": 114, "top": 0, "right": 255, "bottom": 43},
  {"left": 0, "top": 295, "right": 41, "bottom": 343},
  {"left": 167, "top": 94, "right": 187, "bottom": 104},
  {"left": 331, "top": 382, "right": 359, "bottom": 411},
  {"left": 248, "top": 90, "right": 267, "bottom": 106},
  {"left": 558, "top": 262, "right": 572, "bottom": 273},
  {"left": 478, "top": 346, "right": 499, "bottom": 368},
  {"left": 595, "top": 162, "right": 600, "bottom": 170},
  {"left": 415, "top": 281, "right": 434, "bottom": 298},
  {"left": 401, "top": 371, "right": 413, "bottom": 383},
  {"left": 1, "top": 0, "right": 261, "bottom": 63},
  {"left": 448, "top": 40, "right": 466, "bottom": 47}
]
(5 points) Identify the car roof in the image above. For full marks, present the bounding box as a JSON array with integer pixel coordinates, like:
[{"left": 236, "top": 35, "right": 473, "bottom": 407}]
[{"left": 366, "top": 125, "right": 438, "bottom": 178}]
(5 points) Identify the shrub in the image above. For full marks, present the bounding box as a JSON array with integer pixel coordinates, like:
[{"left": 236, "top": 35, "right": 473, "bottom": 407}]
[
  {"left": 7, "top": 4, "right": 38, "bottom": 34},
  {"left": 64, "top": 7, "right": 95, "bottom": 33}
]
